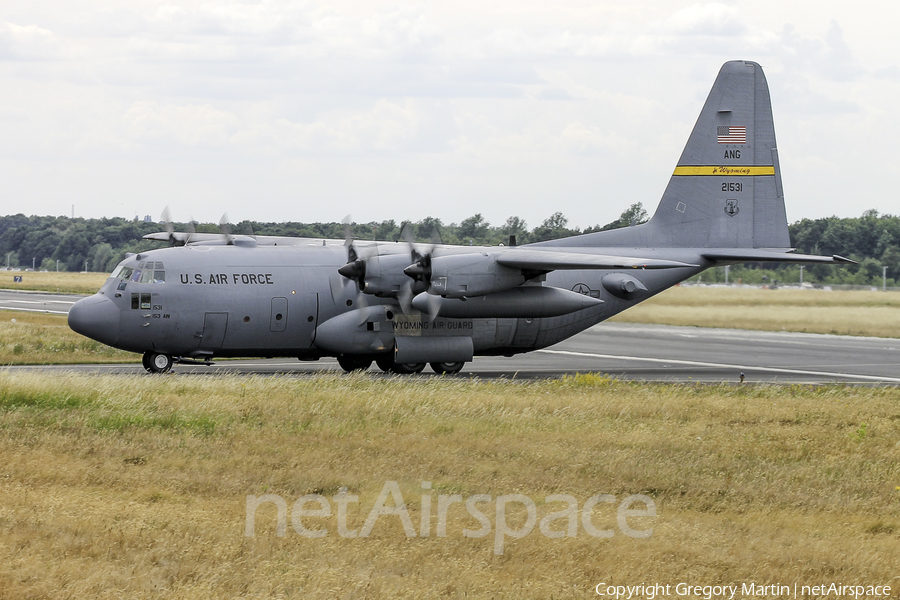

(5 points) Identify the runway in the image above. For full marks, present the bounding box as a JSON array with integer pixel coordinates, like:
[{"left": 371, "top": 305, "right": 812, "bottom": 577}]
[
  {"left": 0, "top": 288, "right": 80, "bottom": 315},
  {"left": 1, "top": 289, "right": 898, "bottom": 383}
]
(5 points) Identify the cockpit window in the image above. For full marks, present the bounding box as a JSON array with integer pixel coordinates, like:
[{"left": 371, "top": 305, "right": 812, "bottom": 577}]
[{"left": 112, "top": 263, "right": 165, "bottom": 284}]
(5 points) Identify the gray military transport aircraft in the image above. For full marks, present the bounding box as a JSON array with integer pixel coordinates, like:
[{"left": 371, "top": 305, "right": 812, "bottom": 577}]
[{"left": 68, "top": 60, "right": 851, "bottom": 374}]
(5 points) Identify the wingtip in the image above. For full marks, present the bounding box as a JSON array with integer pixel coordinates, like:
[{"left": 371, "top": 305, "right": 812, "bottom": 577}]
[{"left": 832, "top": 255, "right": 858, "bottom": 265}]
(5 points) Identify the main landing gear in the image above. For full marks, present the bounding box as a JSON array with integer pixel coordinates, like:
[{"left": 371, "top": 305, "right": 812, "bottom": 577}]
[
  {"left": 336, "top": 355, "right": 373, "bottom": 372},
  {"left": 375, "top": 356, "right": 425, "bottom": 374},
  {"left": 142, "top": 352, "right": 173, "bottom": 373},
  {"left": 429, "top": 362, "right": 464, "bottom": 375},
  {"left": 336, "top": 354, "right": 465, "bottom": 375}
]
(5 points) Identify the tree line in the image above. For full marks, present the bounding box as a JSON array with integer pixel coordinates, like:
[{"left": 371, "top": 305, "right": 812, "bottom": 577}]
[{"left": 0, "top": 206, "right": 897, "bottom": 286}]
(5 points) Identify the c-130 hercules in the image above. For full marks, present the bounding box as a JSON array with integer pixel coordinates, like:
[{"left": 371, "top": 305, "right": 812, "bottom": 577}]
[{"left": 69, "top": 61, "right": 850, "bottom": 374}]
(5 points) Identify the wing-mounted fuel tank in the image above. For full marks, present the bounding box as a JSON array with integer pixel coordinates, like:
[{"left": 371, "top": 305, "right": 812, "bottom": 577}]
[
  {"left": 411, "top": 285, "right": 603, "bottom": 318},
  {"left": 601, "top": 273, "right": 649, "bottom": 300}
]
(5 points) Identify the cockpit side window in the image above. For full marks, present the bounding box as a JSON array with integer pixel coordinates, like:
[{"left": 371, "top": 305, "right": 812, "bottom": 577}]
[{"left": 114, "top": 262, "right": 164, "bottom": 284}]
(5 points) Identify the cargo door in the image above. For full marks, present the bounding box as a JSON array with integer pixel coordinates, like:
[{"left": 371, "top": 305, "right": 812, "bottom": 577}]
[{"left": 198, "top": 312, "right": 228, "bottom": 351}]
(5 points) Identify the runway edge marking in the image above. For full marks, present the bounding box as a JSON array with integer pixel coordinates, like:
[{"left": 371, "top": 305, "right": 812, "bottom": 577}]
[{"left": 537, "top": 349, "right": 900, "bottom": 383}]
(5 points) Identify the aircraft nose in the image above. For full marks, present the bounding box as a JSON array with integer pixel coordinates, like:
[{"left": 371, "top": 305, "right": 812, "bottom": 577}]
[{"left": 68, "top": 294, "right": 120, "bottom": 347}]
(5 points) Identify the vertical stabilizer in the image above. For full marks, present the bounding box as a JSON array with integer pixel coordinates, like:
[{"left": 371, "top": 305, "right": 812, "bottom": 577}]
[{"left": 647, "top": 60, "right": 789, "bottom": 249}]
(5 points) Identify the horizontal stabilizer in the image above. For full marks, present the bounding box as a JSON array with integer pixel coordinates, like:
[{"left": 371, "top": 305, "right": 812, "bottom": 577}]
[
  {"left": 496, "top": 250, "right": 698, "bottom": 271},
  {"left": 702, "top": 250, "right": 857, "bottom": 265}
]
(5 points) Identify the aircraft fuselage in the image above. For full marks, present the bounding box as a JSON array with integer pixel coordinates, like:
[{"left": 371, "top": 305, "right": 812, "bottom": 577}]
[{"left": 69, "top": 241, "right": 703, "bottom": 366}]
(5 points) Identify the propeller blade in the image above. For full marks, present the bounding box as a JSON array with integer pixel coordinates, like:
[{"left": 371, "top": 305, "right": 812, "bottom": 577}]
[
  {"left": 429, "top": 226, "right": 443, "bottom": 247},
  {"left": 160, "top": 206, "right": 177, "bottom": 246},
  {"left": 399, "top": 222, "right": 437, "bottom": 285},
  {"left": 425, "top": 292, "right": 441, "bottom": 323},
  {"left": 398, "top": 281, "right": 414, "bottom": 314},
  {"left": 185, "top": 217, "right": 196, "bottom": 245},
  {"left": 219, "top": 213, "right": 233, "bottom": 245}
]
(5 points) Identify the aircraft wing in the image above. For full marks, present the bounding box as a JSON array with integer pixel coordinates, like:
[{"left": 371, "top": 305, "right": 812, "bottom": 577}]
[
  {"left": 702, "top": 250, "right": 856, "bottom": 265},
  {"left": 495, "top": 250, "right": 699, "bottom": 271},
  {"left": 142, "top": 231, "right": 339, "bottom": 247}
]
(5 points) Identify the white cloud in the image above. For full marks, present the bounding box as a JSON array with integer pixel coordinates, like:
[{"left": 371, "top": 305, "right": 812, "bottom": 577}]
[
  {"left": 123, "top": 101, "right": 240, "bottom": 146},
  {"left": 0, "top": 1, "right": 898, "bottom": 226},
  {"left": 0, "top": 21, "right": 61, "bottom": 60}
]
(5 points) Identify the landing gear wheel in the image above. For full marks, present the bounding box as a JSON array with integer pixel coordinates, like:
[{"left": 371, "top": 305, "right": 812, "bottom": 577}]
[
  {"left": 337, "top": 355, "right": 373, "bottom": 373},
  {"left": 430, "top": 362, "right": 464, "bottom": 375},
  {"left": 375, "top": 355, "right": 425, "bottom": 374},
  {"left": 375, "top": 355, "right": 394, "bottom": 372},
  {"left": 390, "top": 362, "right": 426, "bottom": 374},
  {"left": 145, "top": 352, "right": 173, "bottom": 373}
]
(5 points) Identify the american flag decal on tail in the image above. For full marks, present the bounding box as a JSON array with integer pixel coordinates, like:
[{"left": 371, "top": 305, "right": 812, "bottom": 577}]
[{"left": 717, "top": 126, "right": 746, "bottom": 144}]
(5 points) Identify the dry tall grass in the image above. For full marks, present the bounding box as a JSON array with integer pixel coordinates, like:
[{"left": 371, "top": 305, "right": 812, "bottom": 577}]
[
  {"left": 1, "top": 373, "right": 898, "bottom": 598},
  {"left": 1, "top": 271, "right": 108, "bottom": 294},
  {"left": 612, "top": 287, "right": 900, "bottom": 337},
  {"left": 0, "top": 311, "right": 135, "bottom": 364}
]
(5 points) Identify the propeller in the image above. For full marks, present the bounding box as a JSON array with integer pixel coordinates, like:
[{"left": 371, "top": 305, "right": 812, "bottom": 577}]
[
  {"left": 399, "top": 223, "right": 443, "bottom": 319},
  {"left": 333, "top": 215, "right": 370, "bottom": 309},
  {"left": 184, "top": 217, "right": 196, "bottom": 245},
  {"left": 335, "top": 218, "right": 446, "bottom": 317},
  {"left": 338, "top": 215, "right": 367, "bottom": 291},
  {"left": 219, "top": 213, "right": 234, "bottom": 245},
  {"left": 161, "top": 206, "right": 175, "bottom": 245},
  {"left": 159, "top": 206, "right": 195, "bottom": 246},
  {"left": 400, "top": 223, "right": 441, "bottom": 288}
]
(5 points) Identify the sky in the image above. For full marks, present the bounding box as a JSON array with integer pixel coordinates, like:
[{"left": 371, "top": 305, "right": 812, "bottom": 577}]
[{"left": 1, "top": 0, "right": 897, "bottom": 230}]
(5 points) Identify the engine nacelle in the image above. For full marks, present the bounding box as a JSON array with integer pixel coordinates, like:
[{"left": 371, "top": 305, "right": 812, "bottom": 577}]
[
  {"left": 427, "top": 253, "right": 526, "bottom": 298},
  {"left": 359, "top": 253, "right": 422, "bottom": 297}
]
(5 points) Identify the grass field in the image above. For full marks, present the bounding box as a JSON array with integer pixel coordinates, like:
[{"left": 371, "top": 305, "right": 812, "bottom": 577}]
[
  {"left": 0, "top": 373, "right": 898, "bottom": 598},
  {"left": 1, "top": 271, "right": 108, "bottom": 294},
  {"left": 0, "top": 310, "right": 135, "bottom": 365},
  {"left": 611, "top": 286, "right": 900, "bottom": 338}
]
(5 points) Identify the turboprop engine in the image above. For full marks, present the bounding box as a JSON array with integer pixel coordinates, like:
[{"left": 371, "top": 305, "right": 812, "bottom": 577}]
[
  {"left": 339, "top": 252, "right": 427, "bottom": 298},
  {"left": 405, "top": 252, "right": 527, "bottom": 298}
]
